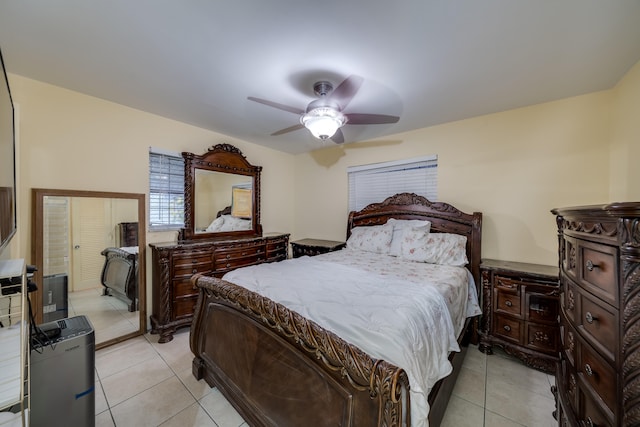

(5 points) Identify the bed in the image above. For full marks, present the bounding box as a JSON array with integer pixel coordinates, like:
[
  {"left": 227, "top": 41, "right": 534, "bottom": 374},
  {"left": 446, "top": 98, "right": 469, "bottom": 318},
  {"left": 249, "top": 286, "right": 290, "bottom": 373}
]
[
  {"left": 190, "top": 193, "right": 482, "bottom": 427},
  {"left": 100, "top": 246, "right": 138, "bottom": 312}
]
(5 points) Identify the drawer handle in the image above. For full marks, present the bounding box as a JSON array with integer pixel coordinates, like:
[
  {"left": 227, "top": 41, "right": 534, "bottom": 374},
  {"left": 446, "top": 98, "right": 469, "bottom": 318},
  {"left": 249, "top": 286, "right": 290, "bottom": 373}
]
[
  {"left": 586, "top": 260, "right": 600, "bottom": 271},
  {"left": 584, "top": 363, "right": 594, "bottom": 377},
  {"left": 503, "top": 325, "right": 511, "bottom": 332},
  {"left": 226, "top": 254, "right": 231, "bottom": 259},
  {"left": 226, "top": 263, "right": 231, "bottom": 268},
  {"left": 505, "top": 300, "right": 513, "bottom": 307},
  {"left": 585, "top": 311, "right": 598, "bottom": 324}
]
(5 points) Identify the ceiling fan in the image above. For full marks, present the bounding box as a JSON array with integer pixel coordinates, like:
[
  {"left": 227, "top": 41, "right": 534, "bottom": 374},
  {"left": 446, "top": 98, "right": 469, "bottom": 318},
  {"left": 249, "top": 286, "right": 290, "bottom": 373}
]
[{"left": 248, "top": 75, "right": 400, "bottom": 144}]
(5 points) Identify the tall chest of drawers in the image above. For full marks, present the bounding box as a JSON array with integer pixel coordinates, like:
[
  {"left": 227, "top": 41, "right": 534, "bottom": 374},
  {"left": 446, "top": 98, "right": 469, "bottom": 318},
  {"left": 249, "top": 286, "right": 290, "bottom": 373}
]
[
  {"left": 552, "top": 203, "right": 640, "bottom": 426},
  {"left": 150, "top": 233, "right": 289, "bottom": 343}
]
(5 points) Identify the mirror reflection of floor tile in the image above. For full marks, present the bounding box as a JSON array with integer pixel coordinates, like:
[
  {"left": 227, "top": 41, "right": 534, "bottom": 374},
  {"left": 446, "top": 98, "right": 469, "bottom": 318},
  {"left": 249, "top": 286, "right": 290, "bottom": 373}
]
[{"left": 68, "top": 287, "right": 138, "bottom": 345}]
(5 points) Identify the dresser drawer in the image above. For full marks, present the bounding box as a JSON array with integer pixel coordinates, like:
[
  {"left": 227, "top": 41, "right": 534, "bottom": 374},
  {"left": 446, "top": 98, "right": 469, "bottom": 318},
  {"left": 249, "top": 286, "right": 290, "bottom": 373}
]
[
  {"left": 578, "top": 378, "right": 615, "bottom": 427},
  {"left": 172, "top": 296, "right": 198, "bottom": 320},
  {"left": 577, "top": 240, "right": 618, "bottom": 306},
  {"left": 216, "top": 256, "right": 265, "bottom": 274},
  {"left": 173, "top": 253, "right": 213, "bottom": 277},
  {"left": 527, "top": 293, "right": 558, "bottom": 323},
  {"left": 578, "top": 339, "right": 616, "bottom": 416},
  {"left": 493, "top": 314, "right": 522, "bottom": 343},
  {"left": 494, "top": 277, "right": 522, "bottom": 317},
  {"left": 214, "top": 245, "right": 265, "bottom": 262},
  {"left": 266, "top": 246, "right": 287, "bottom": 261},
  {"left": 526, "top": 323, "right": 558, "bottom": 353},
  {"left": 173, "top": 278, "right": 198, "bottom": 299},
  {"left": 577, "top": 290, "right": 617, "bottom": 362}
]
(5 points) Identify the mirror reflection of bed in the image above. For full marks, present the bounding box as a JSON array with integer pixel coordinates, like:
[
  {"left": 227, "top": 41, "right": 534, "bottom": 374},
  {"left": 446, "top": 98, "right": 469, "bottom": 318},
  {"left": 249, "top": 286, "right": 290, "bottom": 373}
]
[
  {"left": 32, "top": 189, "right": 146, "bottom": 349},
  {"left": 194, "top": 169, "right": 253, "bottom": 233}
]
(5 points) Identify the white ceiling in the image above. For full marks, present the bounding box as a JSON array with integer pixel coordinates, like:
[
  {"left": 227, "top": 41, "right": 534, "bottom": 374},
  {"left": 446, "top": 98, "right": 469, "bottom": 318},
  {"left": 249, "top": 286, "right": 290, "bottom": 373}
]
[{"left": 1, "top": 1, "right": 639, "bottom": 154}]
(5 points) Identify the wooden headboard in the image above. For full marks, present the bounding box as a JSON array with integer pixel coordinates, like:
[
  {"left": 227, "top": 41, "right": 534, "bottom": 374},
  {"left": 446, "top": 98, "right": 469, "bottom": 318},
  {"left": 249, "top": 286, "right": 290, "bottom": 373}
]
[{"left": 347, "top": 192, "right": 483, "bottom": 286}]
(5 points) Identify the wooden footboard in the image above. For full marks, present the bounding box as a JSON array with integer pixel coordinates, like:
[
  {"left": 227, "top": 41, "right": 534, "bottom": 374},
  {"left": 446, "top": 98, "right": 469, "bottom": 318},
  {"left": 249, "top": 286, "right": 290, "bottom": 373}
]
[{"left": 190, "top": 276, "right": 410, "bottom": 427}]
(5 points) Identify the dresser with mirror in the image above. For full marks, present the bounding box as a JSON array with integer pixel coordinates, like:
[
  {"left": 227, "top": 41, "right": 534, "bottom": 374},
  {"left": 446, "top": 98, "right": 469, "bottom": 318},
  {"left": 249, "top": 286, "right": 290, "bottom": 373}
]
[{"left": 149, "top": 144, "right": 289, "bottom": 343}]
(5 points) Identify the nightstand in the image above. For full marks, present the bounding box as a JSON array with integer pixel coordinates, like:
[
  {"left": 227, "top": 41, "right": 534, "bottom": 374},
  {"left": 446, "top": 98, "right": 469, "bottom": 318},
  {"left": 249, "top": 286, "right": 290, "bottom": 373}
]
[
  {"left": 478, "top": 259, "right": 560, "bottom": 373},
  {"left": 290, "top": 239, "right": 346, "bottom": 258}
]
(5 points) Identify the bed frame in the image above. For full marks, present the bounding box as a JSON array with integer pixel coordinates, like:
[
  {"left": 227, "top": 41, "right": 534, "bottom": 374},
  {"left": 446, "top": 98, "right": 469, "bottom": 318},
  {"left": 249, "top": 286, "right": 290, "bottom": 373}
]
[
  {"left": 100, "top": 247, "right": 138, "bottom": 312},
  {"left": 190, "top": 193, "right": 482, "bottom": 427}
]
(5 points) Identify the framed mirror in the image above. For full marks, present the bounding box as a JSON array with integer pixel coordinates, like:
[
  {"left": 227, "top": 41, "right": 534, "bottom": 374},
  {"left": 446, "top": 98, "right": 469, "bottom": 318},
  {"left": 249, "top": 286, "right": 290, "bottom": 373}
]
[
  {"left": 32, "top": 188, "right": 146, "bottom": 350},
  {"left": 181, "top": 143, "right": 262, "bottom": 240}
]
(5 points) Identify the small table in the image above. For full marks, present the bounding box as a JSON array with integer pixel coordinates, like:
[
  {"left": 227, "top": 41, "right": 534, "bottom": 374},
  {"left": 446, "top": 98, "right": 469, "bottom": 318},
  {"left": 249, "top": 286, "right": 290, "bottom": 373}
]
[{"left": 290, "top": 239, "right": 346, "bottom": 258}]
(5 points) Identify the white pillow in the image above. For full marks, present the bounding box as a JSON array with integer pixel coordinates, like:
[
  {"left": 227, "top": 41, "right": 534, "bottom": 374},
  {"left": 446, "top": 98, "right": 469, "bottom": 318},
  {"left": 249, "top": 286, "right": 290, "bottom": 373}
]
[
  {"left": 387, "top": 218, "right": 431, "bottom": 257},
  {"left": 346, "top": 223, "right": 394, "bottom": 254},
  {"left": 399, "top": 228, "right": 468, "bottom": 266}
]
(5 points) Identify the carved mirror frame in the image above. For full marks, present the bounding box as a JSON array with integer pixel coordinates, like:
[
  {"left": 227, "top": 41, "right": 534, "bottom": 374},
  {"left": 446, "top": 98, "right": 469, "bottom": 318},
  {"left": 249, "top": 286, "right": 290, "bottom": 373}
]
[{"left": 181, "top": 143, "right": 262, "bottom": 240}]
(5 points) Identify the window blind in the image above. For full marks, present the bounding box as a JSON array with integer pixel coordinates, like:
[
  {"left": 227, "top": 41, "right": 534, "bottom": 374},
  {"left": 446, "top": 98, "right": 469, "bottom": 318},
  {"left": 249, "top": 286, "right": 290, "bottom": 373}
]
[
  {"left": 149, "top": 149, "right": 185, "bottom": 230},
  {"left": 347, "top": 155, "right": 438, "bottom": 212}
]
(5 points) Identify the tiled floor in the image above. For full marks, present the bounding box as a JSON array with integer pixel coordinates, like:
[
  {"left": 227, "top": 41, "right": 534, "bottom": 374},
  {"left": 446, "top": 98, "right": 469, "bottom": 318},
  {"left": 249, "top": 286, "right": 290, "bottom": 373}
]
[{"left": 93, "top": 329, "right": 557, "bottom": 427}]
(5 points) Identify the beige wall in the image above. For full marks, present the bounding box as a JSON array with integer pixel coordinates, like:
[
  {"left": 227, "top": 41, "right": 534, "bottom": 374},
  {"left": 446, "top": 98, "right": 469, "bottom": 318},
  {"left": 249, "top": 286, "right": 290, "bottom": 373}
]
[
  {"left": 610, "top": 60, "right": 640, "bottom": 201},
  {"left": 5, "top": 75, "right": 295, "bottom": 314},
  {"left": 293, "top": 89, "right": 622, "bottom": 266},
  {"left": 4, "top": 59, "right": 640, "bottom": 271}
]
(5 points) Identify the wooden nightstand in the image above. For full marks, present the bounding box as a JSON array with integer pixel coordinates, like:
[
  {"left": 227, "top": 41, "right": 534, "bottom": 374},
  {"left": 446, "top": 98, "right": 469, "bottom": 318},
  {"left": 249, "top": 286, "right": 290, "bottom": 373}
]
[
  {"left": 478, "top": 259, "right": 559, "bottom": 373},
  {"left": 290, "top": 239, "right": 346, "bottom": 258}
]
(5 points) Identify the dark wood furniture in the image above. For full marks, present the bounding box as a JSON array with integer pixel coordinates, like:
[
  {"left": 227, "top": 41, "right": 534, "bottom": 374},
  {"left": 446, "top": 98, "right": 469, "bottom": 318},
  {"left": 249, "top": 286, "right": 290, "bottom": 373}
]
[
  {"left": 478, "top": 259, "right": 559, "bottom": 373},
  {"left": 190, "top": 193, "right": 483, "bottom": 427},
  {"left": 150, "top": 233, "right": 289, "bottom": 343},
  {"left": 100, "top": 247, "right": 138, "bottom": 312},
  {"left": 551, "top": 203, "right": 640, "bottom": 426},
  {"left": 290, "top": 238, "right": 346, "bottom": 258},
  {"left": 150, "top": 143, "right": 289, "bottom": 343},
  {"left": 117, "top": 222, "right": 138, "bottom": 247},
  {"left": 181, "top": 143, "right": 262, "bottom": 240}
]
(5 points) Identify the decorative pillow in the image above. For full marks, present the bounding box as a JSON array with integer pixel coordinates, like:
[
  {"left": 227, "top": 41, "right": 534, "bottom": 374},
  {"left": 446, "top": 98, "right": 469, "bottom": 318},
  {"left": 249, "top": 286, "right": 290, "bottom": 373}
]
[
  {"left": 346, "top": 223, "right": 394, "bottom": 254},
  {"left": 387, "top": 218, "right": 431, "bottom": 257},
  {"left": 399, "top": 228, "right": 468, "bottom": 266}
]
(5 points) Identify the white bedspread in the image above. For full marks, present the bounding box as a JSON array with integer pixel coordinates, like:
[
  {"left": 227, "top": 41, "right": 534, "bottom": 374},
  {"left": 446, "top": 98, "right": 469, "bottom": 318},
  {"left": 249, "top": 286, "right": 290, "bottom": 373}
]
[{"left": 223, "top": 248, "right": 481, "bottom": 427}]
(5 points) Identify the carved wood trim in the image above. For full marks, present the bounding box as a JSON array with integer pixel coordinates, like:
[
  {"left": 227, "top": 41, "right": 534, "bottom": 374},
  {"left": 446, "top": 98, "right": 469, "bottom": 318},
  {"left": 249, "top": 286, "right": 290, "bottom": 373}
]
[
  {"left": 621, "top": 218, "right": 640, "bottom": 426},
  {"left": 195, "top": 276, "right": 410, "bottom": 426},
  {"left": 181, "top": 143, "right": 262, "bottom": 239}
]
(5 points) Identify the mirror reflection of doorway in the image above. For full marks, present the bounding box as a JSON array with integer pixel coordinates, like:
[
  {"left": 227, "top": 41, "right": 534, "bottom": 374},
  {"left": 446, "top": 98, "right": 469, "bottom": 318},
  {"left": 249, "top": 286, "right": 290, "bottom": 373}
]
[{"left": 33, "top": 189, "right": 146, "bottom": 350}]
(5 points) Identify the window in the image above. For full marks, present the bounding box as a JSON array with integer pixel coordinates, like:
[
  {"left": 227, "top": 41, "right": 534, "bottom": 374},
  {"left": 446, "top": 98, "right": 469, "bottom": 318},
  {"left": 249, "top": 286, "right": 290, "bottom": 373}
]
[
  {"left": 149, "top": 149, "right": 184, "bottom": 230},
  {"left": 347, "top": 155, "right": 438, "bottom": 211}
]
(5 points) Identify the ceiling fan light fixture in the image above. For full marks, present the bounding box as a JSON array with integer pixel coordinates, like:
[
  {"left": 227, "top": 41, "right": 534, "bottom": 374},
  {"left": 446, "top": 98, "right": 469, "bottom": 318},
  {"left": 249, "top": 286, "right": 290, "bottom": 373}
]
[{"left": 300, "top": 107, "right": 345, "bottom": 140}]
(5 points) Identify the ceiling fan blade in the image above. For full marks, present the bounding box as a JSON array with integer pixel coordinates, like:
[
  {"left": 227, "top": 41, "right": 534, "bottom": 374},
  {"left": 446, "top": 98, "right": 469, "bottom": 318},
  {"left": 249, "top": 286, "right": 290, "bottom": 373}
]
[
  {"left": 328, "top": 75, "right": 364, "bottom": 111},
  {"left": 345, "top": 113, "right": 400, "bottom": 125},
  {"left": 271, "top": 123, "right": 305, "bottom": 136},
  {"left": 248, "top": 96, "right": 305, "bottom": 115},
  {"left": 330, "top": 128, "right": 345, "bottom": 144}
]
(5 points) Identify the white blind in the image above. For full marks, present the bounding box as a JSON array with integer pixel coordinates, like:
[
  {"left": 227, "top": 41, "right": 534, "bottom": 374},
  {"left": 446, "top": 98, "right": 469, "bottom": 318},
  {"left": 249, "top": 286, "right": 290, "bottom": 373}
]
[
  {"left": 149, "top": 149, "right": 185, "bottom": 230},
  {"left": 348, "top": 156, "right": 438, "bottom": 211}
]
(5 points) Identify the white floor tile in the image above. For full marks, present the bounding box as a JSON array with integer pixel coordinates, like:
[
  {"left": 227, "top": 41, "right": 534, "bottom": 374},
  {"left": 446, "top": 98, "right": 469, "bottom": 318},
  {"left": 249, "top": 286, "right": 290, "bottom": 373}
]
[
  {"left": 94, "top": 338, "right": 559, "bottom": 427},
  {"left": 110, "top": 376, "right": 195, "bottom": 427}
]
